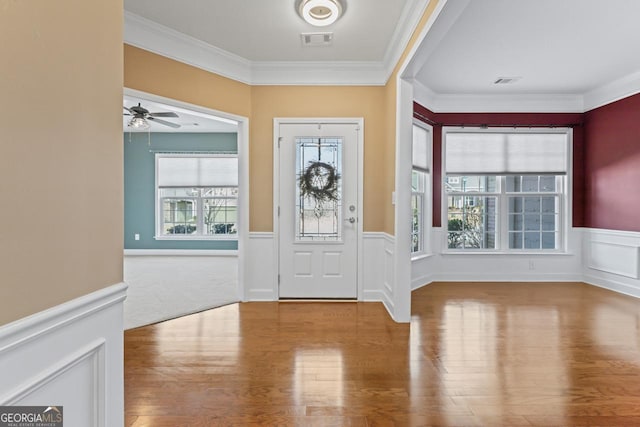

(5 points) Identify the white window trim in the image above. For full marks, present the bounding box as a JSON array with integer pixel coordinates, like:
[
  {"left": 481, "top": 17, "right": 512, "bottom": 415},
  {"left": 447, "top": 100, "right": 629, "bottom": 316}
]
[
  {"left": 155, "top": 153, "right": 239, "bottom": 241},
  {"left": 412, "top": 120, "right": 433, "bottom": 259},
  {"left": 411, "top": 174, "right": 426, "bottom": 254},
  {"left": 441, "top": 127, "right": 572, "bottom": 254}
]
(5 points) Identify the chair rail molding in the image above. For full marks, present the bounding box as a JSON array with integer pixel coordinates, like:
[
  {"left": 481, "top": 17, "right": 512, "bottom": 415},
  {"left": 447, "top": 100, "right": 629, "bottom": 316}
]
[{"left": 0, "top": 282, "right": 127, "bottom": 427}]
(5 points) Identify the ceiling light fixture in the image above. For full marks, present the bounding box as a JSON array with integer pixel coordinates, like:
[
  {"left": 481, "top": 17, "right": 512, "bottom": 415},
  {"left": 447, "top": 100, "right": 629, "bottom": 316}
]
[
  {"left": 298, "top": 0, "right": 343, "bottom": 27},
  {"left": 128, "top": 116, "right": 150, "bottom": 130}
]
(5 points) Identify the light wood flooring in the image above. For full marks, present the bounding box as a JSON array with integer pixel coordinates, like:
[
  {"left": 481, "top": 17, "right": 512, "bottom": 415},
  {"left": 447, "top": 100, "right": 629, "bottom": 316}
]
[{"left": 125, "top": 282, "right": 640, "bottom": 426}]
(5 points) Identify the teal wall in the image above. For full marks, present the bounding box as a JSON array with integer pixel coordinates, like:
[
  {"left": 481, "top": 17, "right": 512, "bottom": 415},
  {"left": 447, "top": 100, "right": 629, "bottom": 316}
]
[{"left": 124, "top": 132, "right": 238, "bottom": 250}]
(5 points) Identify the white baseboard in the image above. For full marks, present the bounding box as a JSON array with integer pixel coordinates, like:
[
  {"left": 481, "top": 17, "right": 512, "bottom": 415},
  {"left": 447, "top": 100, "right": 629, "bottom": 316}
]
[
  {"left": 412, "top": 274, "right": 434, "bottom": 291},
  {"left": 0, "top": 283, "right": 127, "bottom": 427},
  {"left": 583, "top": 274, "right": 640, "bottom": 299},
  {"left": 430, "top": 272, "right": 584, "bottom": 282},
  {"left": 362, "top": 289, "right": 385, "bottom": 302},
  {"left": 245, "top": 289, "right": 278, "bottom": 301}
]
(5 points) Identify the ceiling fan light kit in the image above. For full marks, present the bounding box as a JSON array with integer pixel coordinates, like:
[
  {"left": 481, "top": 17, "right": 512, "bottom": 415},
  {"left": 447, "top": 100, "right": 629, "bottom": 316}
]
[
  {"left": 299, "top": 0, "right": 343, "bottom": 27},
  {"left": 128, "top": 116, "right": 150, "bottom": 130},
  {"left": 124, "top": 103, "right": 181, "bottom": 130}
]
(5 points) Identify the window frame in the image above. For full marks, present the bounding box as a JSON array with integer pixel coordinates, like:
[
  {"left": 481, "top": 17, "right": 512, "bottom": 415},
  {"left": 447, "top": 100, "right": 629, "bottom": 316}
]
[
  {"left": 441, "top": 127, "right": 572, "bottom": 254},
  {"left": 155, "top": 153, "right": 239, "bottom": 241},
  {"left": 412, "top": 170, "right": 426, "bottom": 254},
  {"left": 411, "top": 121, "right": 433, "bottom": 258}
]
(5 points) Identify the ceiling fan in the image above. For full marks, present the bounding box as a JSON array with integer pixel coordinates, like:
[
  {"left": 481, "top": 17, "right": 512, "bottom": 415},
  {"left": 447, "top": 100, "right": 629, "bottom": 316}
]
[{"left": 123, "top": 103, "right": 181, "bottom": 129}]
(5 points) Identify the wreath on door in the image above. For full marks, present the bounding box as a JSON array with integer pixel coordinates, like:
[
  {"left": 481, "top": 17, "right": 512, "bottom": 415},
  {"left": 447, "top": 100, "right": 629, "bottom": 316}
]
[{"left": 299, "top": 161, "right": 340, "bottom": 203}]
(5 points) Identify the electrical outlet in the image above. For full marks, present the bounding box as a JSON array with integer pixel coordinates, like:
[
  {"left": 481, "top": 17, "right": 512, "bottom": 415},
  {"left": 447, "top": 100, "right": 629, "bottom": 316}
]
[{"left": 134, "top": 233, "right": 140, "bottom": 241}]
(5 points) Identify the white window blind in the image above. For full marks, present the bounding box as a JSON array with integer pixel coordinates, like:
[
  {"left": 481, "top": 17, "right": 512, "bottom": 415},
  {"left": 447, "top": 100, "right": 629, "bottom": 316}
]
[
  {"left": 445, "top": 132, "right": 567, "bottom": 175},
  {"left": 412, "top": 125, "right": 430, "bottom": 173},
  {"left": 157, "top": 156, "right": 238, "bottom": 187}
]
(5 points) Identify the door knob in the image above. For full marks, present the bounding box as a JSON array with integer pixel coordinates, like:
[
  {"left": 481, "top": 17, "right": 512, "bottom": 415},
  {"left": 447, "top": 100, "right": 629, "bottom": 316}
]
[{"left": 346, "top": 217, "right": 356, "bottom": 224}]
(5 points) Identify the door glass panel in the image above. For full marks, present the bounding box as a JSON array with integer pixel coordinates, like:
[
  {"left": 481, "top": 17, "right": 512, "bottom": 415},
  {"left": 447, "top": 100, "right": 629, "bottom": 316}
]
[{"left": 296, "top": 137, "right": 342, "bottom": 241}]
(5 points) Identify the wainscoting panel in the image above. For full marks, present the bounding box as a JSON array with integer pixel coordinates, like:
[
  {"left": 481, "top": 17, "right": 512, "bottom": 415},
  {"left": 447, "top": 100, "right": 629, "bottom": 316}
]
[
  {"left": 383, "top": 234, "right": 396, "bottom": 314},
  {"left": 362, "top": 233, "right": 386, "bottom": 301},
  {"left": 589, "top": 241, "right": 639, "bottom": 279},
  {"left": 0, "top": 283, "right": 126, "bottom": 427},
  {"left": 427, "top": 227, "right": 583, "bottom": 283},
  {"left": 583, "top": 228, "right": 640, "bottom": 298},
  {"left": 245, "top": 232, "right": 278, "bottom": 301}
]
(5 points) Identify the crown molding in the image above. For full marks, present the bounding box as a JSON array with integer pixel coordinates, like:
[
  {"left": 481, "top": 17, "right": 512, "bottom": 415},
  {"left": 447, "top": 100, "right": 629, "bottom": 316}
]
[
  {"left": 415, "top": 72, "right": 640, "bottom": 114},
  {"left": 413, "top": 80, "right": 585, "bottom": 113},
  {"left": 250, "top": 61, "right": 386, "bottom": 86},
  {"left": 124, "top": 0, "right": 432, "bottom": 87},
  {"left": 382, "top": 0, "right": 433, "bottom": 79},
  {"left": 124, "top": 12, "right": 253, "bottom": 84},
  {"left": 583, "top": 70, "right": 640, "bottom": 111},
  {"left": 125, "top": 10, "right": 640, "bottom": 109},
  {"left": 124, "top": 11, "right": 389, "bottom": 86}
]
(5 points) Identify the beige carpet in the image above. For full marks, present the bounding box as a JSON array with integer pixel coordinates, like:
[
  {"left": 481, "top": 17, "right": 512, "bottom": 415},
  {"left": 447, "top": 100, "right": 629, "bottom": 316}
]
[{"left": 123, "top": 255, "right": 239, "bottom": 329}]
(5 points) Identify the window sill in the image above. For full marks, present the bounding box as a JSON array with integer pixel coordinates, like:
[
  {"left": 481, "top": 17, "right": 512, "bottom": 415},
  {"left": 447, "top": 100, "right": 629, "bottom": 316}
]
[
  {"left": 441, "top": 250, "right": 574, "bottom": 256},
  {"left": 411, "top": 253, "right": 434, "bottom": 262},
  {"left": 154, "top": 235, "right": 238, "bottom": 241},
  {"left": 124, "top": 249, "right": 238, "bottom": 257}
]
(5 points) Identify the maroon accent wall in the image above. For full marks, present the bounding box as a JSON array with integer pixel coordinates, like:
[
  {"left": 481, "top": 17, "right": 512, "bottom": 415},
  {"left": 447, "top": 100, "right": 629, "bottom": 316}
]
[
  {"left": 584, "top": 93, "right": 640, "bottom": 231},
  {"left": 413, "top": 102, "right": 585, "bottom": 228}
]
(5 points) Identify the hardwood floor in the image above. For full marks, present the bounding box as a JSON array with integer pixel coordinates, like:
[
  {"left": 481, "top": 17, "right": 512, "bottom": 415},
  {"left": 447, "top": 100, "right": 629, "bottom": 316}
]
[{"left": 125, "top": 282, "right": 640, "bottom": 426}]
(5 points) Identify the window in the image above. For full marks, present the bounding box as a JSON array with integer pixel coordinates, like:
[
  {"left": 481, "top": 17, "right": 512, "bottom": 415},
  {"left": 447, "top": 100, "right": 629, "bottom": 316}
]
[
  {"left": 411, "top": 123, "right": 431, "bottom": 254},
  {"left": 412, "top": 170, "right": 426, "bottom": 252},
  {"left": 156, "top": 154, "right": 238, "bottom": 239},
  {"left": 443, "top": 129, "right": 569, "bottom": 252},
  {"left": 446, "top": 176, "right": 497, "bottom": 249}
]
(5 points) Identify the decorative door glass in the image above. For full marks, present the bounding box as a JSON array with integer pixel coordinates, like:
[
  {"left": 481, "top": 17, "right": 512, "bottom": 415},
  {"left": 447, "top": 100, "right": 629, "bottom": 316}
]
[{"left": 295, "top": 137, "right": 343, "bottom": 241}]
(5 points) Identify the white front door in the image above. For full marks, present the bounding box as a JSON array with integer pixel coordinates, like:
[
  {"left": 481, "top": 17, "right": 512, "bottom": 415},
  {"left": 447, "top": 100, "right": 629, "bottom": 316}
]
[{"left": 277, "top": 121, "right": 360, "bottom": 299}]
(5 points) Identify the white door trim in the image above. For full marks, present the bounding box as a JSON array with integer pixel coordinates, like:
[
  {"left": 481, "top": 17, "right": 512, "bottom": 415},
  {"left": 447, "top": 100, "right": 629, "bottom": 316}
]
[
  {"left": 123, "top": 87, "right": 249, "bottom": 302},
  {"left": 273, "top": 117, "right": 365, "bottom": 300}
]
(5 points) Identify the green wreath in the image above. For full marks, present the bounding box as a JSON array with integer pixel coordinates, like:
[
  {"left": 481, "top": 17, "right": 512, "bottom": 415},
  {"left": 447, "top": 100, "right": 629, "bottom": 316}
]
[{"left": 299, "top": 161, "right": 340, "bottom": 202}]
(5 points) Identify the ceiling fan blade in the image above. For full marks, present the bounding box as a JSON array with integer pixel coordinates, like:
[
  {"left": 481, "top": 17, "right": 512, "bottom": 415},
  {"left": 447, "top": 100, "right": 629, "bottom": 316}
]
[
  {"left": 148, "top": 117, "right": 181, "bottom": 128},
  {"left": 123, "top": 106, "right": 134, "bottom": 114},
  {"left": 149, "top": 112, "right": 179, "bottom": 118}
]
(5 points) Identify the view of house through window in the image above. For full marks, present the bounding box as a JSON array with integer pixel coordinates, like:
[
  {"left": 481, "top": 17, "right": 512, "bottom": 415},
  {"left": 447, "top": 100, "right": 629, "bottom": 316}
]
[
  {"left": 444, "top": 129, "right": 569, "bottom": 252},
  {"left": 156, "top": 154, "right": 238, "bottom": 239},
  {"left": 446, "top": 175, "right": 562, "bottom": 250}
]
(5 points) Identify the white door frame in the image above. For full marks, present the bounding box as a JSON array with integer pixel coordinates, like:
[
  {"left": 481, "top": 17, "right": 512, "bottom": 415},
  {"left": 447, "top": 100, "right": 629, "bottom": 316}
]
[
  {"left": 123, "top": 87, "right": 250, "bottom": 302},
  {"left": 273, "top": 117, "right": 365, "bottom": 300}
]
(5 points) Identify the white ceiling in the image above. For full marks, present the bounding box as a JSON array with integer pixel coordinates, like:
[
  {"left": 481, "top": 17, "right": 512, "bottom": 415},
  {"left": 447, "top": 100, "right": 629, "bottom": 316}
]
[
  {"left": 123, "top": 0, "right": 640, "bottom": 112},
  {"left": 409, "top": 0, "right": 640, "bottom": 111},
  {"left": 124, "top": 0, "right": 408, "bottom": 62}
]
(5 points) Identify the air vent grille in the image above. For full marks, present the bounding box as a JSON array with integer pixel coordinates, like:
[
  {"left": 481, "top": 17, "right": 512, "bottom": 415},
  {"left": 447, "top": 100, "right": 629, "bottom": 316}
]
[
  {"left": 301, "top": 32, "right": 333, "bottom": 47},
  {"left": 494, "top": 77, "right": 522, "bottom": 84}
]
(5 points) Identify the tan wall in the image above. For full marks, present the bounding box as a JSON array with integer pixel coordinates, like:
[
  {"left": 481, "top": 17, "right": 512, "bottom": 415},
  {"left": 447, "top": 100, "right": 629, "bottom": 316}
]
[
  {"left": 124, "top": 45, "right": 252, "bottom": 118},
  {"left": 0, "top": 0, "right": 123, "bottom": 325}
]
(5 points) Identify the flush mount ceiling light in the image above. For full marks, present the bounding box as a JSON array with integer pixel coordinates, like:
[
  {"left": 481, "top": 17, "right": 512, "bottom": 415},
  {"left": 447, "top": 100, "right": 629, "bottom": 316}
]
[{"left": 298, "top": 0, "right": 343, "bottom": 27}]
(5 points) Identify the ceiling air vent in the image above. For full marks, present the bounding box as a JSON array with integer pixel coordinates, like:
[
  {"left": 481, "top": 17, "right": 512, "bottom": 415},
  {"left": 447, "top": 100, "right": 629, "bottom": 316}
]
[
  {"left": 301, "top": 32, "right": 333, "bottom": 47},
  {"left": 494, "top": 77, "right": 522, "bottom": 84}
]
